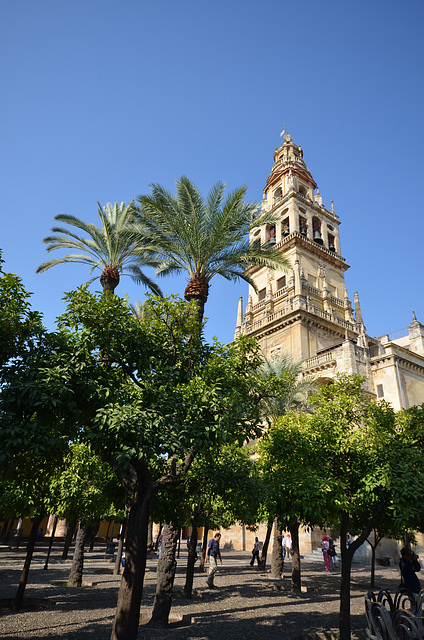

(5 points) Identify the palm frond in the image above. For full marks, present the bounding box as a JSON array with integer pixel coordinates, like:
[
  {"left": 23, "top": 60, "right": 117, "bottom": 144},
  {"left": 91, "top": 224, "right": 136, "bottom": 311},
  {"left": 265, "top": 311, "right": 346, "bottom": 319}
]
[
  {"left": 126, "top": 265, "right": 163, "bottom": 297},
  {"left": 36, "top": 254, "right": 98, "bottom": 273},
  {"left": 37, "top": 201, "right": 160, "bottom": 294},
  {"left": 133, "top": 176, "right": 289, "bottom": 313},
  {"left": 260, "top": 353, "right": 317, "bottom": 422}
]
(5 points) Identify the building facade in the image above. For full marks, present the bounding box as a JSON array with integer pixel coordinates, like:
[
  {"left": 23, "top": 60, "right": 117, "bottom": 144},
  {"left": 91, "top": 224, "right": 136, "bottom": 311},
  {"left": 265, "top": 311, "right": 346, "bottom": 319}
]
[{"left": 234, "top": 133, "right": 424, "bottom": 410}]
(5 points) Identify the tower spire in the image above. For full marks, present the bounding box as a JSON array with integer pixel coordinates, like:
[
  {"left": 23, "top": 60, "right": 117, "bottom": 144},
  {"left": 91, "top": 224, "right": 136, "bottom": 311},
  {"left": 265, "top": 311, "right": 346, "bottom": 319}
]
[
  {"left": 234, "top": 296, "right": 244, "bottom": 339},
  {"left": 354, "top": 291, "right": 364, "bottom": 325}
]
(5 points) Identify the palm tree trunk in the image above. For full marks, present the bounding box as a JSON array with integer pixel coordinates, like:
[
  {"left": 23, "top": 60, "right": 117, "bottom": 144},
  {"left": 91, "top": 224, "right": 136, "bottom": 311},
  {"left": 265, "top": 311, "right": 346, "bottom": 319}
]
[
  {"left": 149, "top": 521, "right": 180, "bottom": 628},
  {"left": 271, "top": 519, "right": 284, "bottom": 579},
  {"left": 100, "top": 265, "right": 119, "bottom": 294},
  {"left": 184, "top": 274, "right": 209, "bottom": 325}
]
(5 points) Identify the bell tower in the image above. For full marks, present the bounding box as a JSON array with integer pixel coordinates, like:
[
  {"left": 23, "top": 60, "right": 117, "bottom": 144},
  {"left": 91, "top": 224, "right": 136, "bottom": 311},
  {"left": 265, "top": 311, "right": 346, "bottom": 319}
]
[{"left": 235, "top": 133, "right": 370, "bottom": 382}]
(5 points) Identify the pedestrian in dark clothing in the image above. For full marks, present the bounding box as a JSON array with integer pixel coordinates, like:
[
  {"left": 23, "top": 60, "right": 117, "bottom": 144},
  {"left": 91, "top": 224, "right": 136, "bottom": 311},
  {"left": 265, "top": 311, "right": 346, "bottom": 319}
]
[
  {"left": 250, "top": 537, "right": 260, "bottom": 567},
  {"left": 206, "top": 533, "right": 222, "bottom": 588},
  {"left": 400, "top": 547, "right": 421, "bottom": 594}
]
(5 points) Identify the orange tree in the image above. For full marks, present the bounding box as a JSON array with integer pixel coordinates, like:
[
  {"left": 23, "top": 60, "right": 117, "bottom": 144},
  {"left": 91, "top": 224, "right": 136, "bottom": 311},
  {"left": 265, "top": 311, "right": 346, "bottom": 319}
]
[
  {"left": 258, "top": 375, "right": 424, "bottom": 640},
  {"left": 0, "top": 254, "right": 112, "bottom": 608},
  {"left": 54, "top": 288, "right": 272, "bottom": 640}
]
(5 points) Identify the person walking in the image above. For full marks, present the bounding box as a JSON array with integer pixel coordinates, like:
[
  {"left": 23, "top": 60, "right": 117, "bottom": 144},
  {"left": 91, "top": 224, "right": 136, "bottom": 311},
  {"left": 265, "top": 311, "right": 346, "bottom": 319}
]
[
  {"left": 328, "top": 538, "right": 338, "bottom": 570},
  {"left": 286, "top": 533, "right": 292, "bottom": 559},
  {"left": 250, "top": 537, "right": 260, "bottom": 567},
  {"left": 322, "top": 535, "right": 331, "bottom": 571},
  {"left": 206, "top": 533, "right": 222, "bottom": 588},
  {"left": 282, "top": 535, "right": 287, "bottom": 561}
]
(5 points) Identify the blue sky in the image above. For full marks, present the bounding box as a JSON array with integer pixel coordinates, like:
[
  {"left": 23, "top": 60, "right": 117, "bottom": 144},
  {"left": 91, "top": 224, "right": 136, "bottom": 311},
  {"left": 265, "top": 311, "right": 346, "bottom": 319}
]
[{"left": 1, "top": 0, "right": 423, "bottom": 345}]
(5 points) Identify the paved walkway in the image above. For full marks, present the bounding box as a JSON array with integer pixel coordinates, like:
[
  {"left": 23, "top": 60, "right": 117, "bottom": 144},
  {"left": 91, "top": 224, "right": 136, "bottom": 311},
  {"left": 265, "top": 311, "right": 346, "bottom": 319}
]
[{"left": 0, "top": 542, "right": 403, "bottom": 639}]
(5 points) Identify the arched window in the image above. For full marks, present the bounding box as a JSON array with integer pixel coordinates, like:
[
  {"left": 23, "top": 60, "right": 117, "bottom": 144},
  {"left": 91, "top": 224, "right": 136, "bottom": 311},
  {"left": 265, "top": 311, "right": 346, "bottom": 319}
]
[
  {"left": 251, "top": 228, "right": 261, "bottom": 248},
  {"left": 299, "top": 216, "right": 307, "bottom": 236},
  {"left": 273, "top": 187, "right": 283, "bottom": 205},
  {"left": 312, "top": 217, "right": 323, "bottom": 244},
  {"left": 267, "top": 225, "right": 276, "bottom": 244}
]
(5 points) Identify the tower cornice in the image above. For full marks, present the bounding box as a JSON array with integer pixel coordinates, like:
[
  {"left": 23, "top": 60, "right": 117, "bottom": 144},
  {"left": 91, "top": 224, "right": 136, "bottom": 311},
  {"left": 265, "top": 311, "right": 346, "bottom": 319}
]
[
  {"left": 265, "top": 162, "right": 316, "bottom": 192},
  {"left": 246, "top": 231, "right": 349, "bottom": 278}
]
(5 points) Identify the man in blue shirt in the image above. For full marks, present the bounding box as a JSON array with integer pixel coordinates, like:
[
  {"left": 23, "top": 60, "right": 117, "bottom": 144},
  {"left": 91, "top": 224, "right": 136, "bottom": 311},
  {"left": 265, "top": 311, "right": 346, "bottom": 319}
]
[{"left": 206, "top": 532, "right": 222, "bottom": 588}]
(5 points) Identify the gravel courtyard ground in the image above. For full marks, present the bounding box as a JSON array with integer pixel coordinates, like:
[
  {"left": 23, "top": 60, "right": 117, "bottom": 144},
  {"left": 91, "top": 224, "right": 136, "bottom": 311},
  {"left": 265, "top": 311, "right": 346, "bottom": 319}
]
[{"left": 0, "top": 543, "right": 402, "bottom": 639}]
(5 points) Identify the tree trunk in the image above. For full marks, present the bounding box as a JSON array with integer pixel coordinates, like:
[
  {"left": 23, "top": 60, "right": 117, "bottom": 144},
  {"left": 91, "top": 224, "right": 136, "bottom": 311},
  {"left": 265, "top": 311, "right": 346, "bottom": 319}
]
[
  {"left": 177, "top": 529, "right": 181, "bottom": 558},
  {"left": 1, "top": 519, "right": 10, "bottom": 541},
  {"left": 271, "top": 519, "right": 284, "bottom": 579},
  {"left": 44, "top": 515, "right": 58, "bottom": 570},
  {"left": 184, "top": 275, "right": 208, "bottom": 325},
  {"left": 100, "top": 266, "right": 119, "bottom": 294},
  {"left": 147, "top": 518, "right": 153, "bottom": 551},
  {"left": 4, "top": 518, "right": 15, "bottom": 543},
  {"left": 367, "top": 530, "right": 382, "bottom": 589},
  {"left": 14, "top": 515, "right": 42, "bottom": 610},
  {"left": 184, "top": 509, "right": 199, "bottom": 598},
  {"left": 339, "top": 512, "right": 354, "bottom": 640},
  {"left": 259, "top": 523, "right": 272, "bottom": 571},
  {"left": 110, "top": 468, "right": 153, "bottom": 640},
  {"left": 16, "top": 527, "right": 24, "bottom": 549},
  {"left": 155, "top": 524, "right": 163, "bottom": 552},
  {"left": 68, "top": 525, "right": 88, "bottom": 587},
  {"left": 88, "top": 519, "right": 100, "bottom": 552},
  {"left": 199, "top": 517, "right": 209, "bottom": 572},
  {"left": 150, "top": 521, "right": 180, "bottom": 628},
  {"left": 289, "top": 520, "right": 301, "bottom": 592},
  {"left": 62, "top": 518, "right": 77, "bottom": 560},
  {"left": 114, "top": 520, "right": 127, "bottom": 576},
  {"left": 370, "top": 543, "right": 376, "bottom": 589}
]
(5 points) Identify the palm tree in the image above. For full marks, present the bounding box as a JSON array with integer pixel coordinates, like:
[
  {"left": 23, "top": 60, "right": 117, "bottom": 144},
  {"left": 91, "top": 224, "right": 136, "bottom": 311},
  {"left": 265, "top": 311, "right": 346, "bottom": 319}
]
[
  {"left": 37, "top": 201, "right": 161, "bottom": 295},
  {"left": 128, "top": 300, "right": 145, "bottom": 320},
  {"left": 130, "top": 176, "right": 291, "bottom": 321},
  {"left": 260, "top": 353, "right": 316, "bottom": 423}
]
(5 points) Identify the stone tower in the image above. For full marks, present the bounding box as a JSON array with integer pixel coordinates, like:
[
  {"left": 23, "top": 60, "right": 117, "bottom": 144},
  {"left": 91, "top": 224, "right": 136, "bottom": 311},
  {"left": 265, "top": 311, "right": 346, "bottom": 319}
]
[
  {"left": 235, "top": 133, "right": 372, "bottom": 387},
  {"left": 235, "top": 134, "right": 424, "bottom": 409}
]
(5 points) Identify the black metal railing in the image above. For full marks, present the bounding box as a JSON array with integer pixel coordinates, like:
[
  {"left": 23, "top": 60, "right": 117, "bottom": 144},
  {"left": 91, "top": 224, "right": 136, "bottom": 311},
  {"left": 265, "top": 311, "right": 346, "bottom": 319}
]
[{"left": 365, "top": 588, "right": 424, "bottom": 639}]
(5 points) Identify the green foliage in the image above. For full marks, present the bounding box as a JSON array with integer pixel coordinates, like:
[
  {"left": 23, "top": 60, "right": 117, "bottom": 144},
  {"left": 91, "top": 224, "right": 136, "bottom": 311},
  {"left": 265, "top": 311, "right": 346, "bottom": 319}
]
[
  {"left": 180, "top": 443, "right": 260, "bottom": 529},
  {"left": 37, "top": 201, "right": 161, "bottom": 294},
  {"left": 53, "top": 289, "right": 268, "bottom": 495},
  {"left": 258, "top": 353, "right": 316, "bottom": 423},
  {"left": 130, "top": 176, "right": 292, "bottom": 291},
  {"left": 258, "top": 374, "right": 424, "bottom": 537},
  {"left": 0, "top": 252, "right": 44, "bottom": 369},
  {"left": 50, "top": 443, "right": 124, "bottom": 528}
]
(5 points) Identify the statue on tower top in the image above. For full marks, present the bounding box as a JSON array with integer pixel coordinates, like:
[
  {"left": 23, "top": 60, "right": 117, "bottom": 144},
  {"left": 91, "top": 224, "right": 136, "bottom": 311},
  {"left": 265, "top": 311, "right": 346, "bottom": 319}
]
[{"left": 279, "top": 124, "right": 292, "bottom": 144}]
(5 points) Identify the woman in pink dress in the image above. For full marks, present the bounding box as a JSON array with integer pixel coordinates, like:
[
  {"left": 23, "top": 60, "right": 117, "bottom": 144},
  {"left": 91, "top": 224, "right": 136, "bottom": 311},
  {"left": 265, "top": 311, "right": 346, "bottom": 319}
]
[{"left": 322, "top": 535, "right": 331, "bottom": 571}]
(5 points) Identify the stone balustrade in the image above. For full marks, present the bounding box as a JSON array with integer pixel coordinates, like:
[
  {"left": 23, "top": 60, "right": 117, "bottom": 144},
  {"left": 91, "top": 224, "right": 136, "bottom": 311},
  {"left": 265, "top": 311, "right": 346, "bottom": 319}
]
[{"left": 241, "top": 297, "right": 356, "bottom": 336}]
